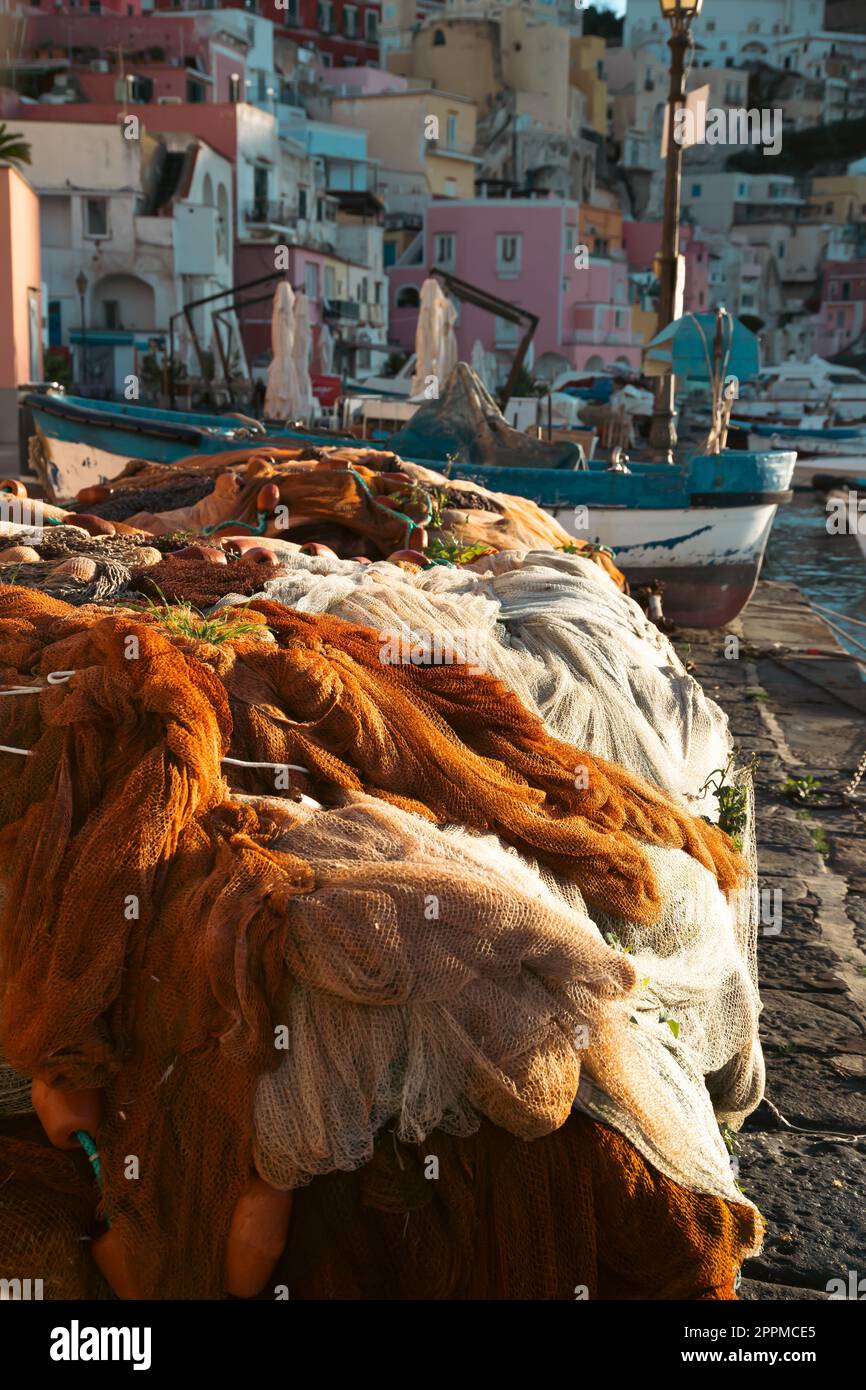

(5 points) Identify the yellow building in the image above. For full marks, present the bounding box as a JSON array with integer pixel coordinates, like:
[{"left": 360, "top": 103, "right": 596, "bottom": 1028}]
[
  {"left": 810, "top": 175, "right": 866, "bottom": 223},
  {"left": 330, "top": 88, "right": 478, "bottom": 200},
  {"left": 569, "top": 35, "right": 608, "bottom": 139}
]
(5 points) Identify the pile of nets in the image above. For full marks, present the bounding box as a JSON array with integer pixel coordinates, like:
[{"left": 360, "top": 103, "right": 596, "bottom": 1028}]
[{"left": 0, "top": 456, "right": 765, "bottom": 1302}]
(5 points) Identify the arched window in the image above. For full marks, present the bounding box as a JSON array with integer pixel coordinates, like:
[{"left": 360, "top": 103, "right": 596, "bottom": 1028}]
[
  {"left": 396, "top": 285, "right": 420, "bottom": 308},
  {"left": 433, "top": 29, "right": 446, "bottom": 46}
]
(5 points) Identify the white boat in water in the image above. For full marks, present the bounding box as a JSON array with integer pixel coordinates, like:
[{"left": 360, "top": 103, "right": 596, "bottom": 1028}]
[
  {"left": 736, "top": 357, "right": 866, "bottom": 425},
  {"left": 743, "top": 423, "right": 866, "bottom": 482}
]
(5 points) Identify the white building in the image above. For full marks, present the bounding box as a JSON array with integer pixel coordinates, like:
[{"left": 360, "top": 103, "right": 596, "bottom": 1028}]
[
  {"left": 20, "top": 119, "right": 235, "bottom": 395},
  {"left": 624, "top": 0, "right": 826, "bottom": 67}
]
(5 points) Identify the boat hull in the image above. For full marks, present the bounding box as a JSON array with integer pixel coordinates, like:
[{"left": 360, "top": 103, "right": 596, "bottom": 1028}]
[
  {"left": 450, "top": 452, "right": 795, "bottom": 629},
  {"left": 550, "top": 501, "right": 779, "bottom": 627}
]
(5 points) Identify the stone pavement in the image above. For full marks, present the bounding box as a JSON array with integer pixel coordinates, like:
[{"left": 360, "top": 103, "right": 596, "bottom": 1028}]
[{"left": 681, "top": 581, "right": 866, "bottom": 1300}]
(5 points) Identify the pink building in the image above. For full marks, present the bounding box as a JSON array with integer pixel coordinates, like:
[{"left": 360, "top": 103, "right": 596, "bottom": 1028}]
[
  {"left": 622, "top": 220, "right": 710, "bottom": 315},
  {"left": 388, "top": 196, "right": 642, "bottom": 382},
  {"left": 816, "top": 258, "right": 866, "bottom": 358},
  {"left": 0, "top": 165, "right": 42, "bottom": 443}
]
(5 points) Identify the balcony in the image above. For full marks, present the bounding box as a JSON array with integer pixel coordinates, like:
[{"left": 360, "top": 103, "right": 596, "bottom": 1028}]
[
  {"left": 425, "top": 138, "right": 478, "bottom": 162},
  {"left": 244, "top": 200, "right": 298, "bottom": 228},
  {"left": 323, "top": 299, "right": 361, "bottom": 322}
]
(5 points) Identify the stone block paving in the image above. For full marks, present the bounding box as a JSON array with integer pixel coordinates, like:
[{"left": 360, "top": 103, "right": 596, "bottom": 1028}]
[{"left": 680, "top": 582, "right": 866, "bottom": 1299}]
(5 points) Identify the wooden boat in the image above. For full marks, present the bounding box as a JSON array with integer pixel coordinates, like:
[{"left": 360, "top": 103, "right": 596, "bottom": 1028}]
[{"left": 24, "top": 391, "right": 795, "bottom": 628}]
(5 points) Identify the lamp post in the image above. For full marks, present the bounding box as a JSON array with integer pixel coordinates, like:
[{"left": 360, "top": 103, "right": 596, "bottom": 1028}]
[
  {"left": 648, "top": 0, "right": 704, "bottom": 462},
  {"left": 75, "top": 270, "right": 88, "bottom": 390}
]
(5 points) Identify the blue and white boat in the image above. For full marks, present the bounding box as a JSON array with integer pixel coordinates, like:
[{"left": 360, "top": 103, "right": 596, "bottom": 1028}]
[
  {"left": 447, "top": 452, "right": 794, "bottom": 628},
  {"left": 24, "top": 390, "right": 795, "bottom": 628},
  {"left": 741, "top": 421, "right": 866, "bottom": 482}
]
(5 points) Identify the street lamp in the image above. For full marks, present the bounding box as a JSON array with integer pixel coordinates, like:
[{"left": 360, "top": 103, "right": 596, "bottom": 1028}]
[
  {"left": 648, "top": 0, "right": 704, "bottom": 462},
  {"left": 75, "top": 270, "right": 88, "bottom": 390}
]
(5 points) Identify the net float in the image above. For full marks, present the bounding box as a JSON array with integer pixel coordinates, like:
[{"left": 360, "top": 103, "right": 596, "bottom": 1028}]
[
  {"left": 131, "top": 546, "right": 163, "bottom": 567},
  {"left": 173, "top": 545, "right": 228, "bottom": 565},
  {"left": 350, "top": 556, "right": 373, "bottom": 565},
  {"left": 0, "top": 478, "right": 28, "bottom": 498},
  {"left": 51, "top": 556, "right": 99, "bottom": 583},
  {"left": 91, "top": 1228, "right": 142, "bottom": 1300},
  {"left": 0, "top": 545, "right": 41, "bottom": 564},
  {"left": 299, "top": 543, "right": 337, "bottom": 558},
  {"left": 242, "top": 546, "right": 281, "bottom": 565},
  {"left": 76, "top": 485, "right": 114, "bottom": 506},
  {"left": 64, "top": 514, "right": 116, "bottom": 537},
  {"left": 31, "top": 1078, "right": 102, "bottom": 1150},
  {"left": 387, "top": 549, "right": 428, "bottom": 566},
  {"left": 224, "top": 1175, "right": 293, "bottom": 1298},
  {"left": 256, "top": 483, "right": 281, "bottom": 513}
]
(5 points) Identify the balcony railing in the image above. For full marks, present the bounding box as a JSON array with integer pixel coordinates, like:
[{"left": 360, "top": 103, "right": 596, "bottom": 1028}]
[{"left": 244, "top": 199, "right": 298, "bottom": 227}]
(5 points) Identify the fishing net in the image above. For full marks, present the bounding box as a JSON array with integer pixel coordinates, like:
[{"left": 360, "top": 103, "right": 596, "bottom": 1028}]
[
  {"left": 281, "top": 1112, "right": 759, "bottom": 1301},
  {"left": 128, "top": 555, "right": 291, "bottom": 607},
  {"left": 71, "top": 445, "right": 593, "bottom": 564},
  {"left": 0, "top": 583, "right": 760, "bottom": 1299},
  {"left": 250, "top": 548, "right": 729, "bottom": 807}
]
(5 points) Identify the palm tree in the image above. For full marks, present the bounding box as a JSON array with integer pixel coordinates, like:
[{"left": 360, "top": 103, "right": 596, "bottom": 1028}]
[{"left": 0, "top": 124, "right": 31, "bottom": 169}]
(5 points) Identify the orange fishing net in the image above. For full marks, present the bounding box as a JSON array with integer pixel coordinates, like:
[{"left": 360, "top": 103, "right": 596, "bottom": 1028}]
[
  {"left": 0, "top": 586, "right": 754, "bottom": 1299},
  {"left": 75, "top": 444, "right": 612, "bottom": 573},
  {"left": 281, "top": 1113, "right": 760, "bottom": 1301}
]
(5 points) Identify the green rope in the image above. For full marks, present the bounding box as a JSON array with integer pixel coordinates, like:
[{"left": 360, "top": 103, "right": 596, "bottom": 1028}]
[
  {"left": 74, "top": 1128, "right": 104, "bottom": 1190},
  {"left": 201, "top": 510, "right": 268, "bottom": 538},
  {"left": 347, "top": 467, "right": 432, "bottom": 548}
]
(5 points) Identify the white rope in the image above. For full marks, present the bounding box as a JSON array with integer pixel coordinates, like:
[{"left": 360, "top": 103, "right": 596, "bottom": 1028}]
[
  {"left": 0, "top": 746, "right": 33, "bottom": 756},
  {"left": 0, "top": 670, "right": 75, "bottom": 697},
  {"left": 221, "top": 757, "right": 310, "bottom": 774}
]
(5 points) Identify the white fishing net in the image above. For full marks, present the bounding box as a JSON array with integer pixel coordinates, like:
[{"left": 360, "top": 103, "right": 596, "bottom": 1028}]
[
  {"left": 226, "top": 547, "right": 731, "bottom": 809},
  {"left": 249, "top": 791, "right": 758, "bottom": 1210},
  {"left": 213, "top": 550, "right": 762, "bottom": 1206}
]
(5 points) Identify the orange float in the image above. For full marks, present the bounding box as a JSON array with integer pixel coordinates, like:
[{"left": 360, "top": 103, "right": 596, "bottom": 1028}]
[
  {"left": 31, "top": 1077, "right": 102, "bottom": 1150},
  {"left": 224, "top": 1176, "right": 293, "bottom": 1298},
  {"left": 91, "top": 1228, "right": 143, "bottom": 1300}
]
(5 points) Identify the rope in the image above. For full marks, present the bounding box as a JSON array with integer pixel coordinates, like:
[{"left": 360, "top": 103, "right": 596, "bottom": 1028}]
[
  {"left": 221, "top": 757, "right": 310, "bottom": 774},
  {"left": 844, "top": 745, "right": 866, "bottom": 799},
  {"left": 0, "top": 746, "right": 33, "bottom": 756},
  {"left": 347, "top": 466, "right": 433, "bottom": 548},
  {"left": 0, "top": 671, "right": 74, "bottom": 697},
  {"left": 74, "top": 1129, "right": 104, "bottom": 1189},
  {"left": 201, "top": 510, "right": 268, "bottom": 537}
]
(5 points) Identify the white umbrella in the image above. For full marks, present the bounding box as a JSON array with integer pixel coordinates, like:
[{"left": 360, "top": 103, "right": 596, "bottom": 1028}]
[
  {"left": 410, "top": 277, "right": 459, "bottom": 399},
  {"left": 317, "top": 322, "right": 334, "bottom": 375},
  {"left": 264, "top": 281, "right": 298, "bottom": 420},
  {"left": 471, "top": 338, "right": 495, "bottom": 392},
  {"left": 292, "top": 290, "right": 315, "bottom": 422}
]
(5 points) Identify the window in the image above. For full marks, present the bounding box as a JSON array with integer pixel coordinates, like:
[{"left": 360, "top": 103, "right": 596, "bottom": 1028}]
[
  {"left": 433, "top": 29, "right": 446, "bottom": 46},
  {"left": 706, "top": 19, "right": 715, "bottom": 30},
  {"left": 444, "top": 177, "right": 457, "bottom": 196},
  {"left": 433, "top": 232, "right": 455, "bottom": 269},
  {"left": 496, "top": 233, "right": 522, "bottom": 278},
  {"left": 365, "top": 10, "right": 378, "bottom": 41},
  {"left": 103, "top": 299, "right": 120, "bottom": 330},
  {"left": 843, "top": 282, "right": 852, "bottom": 300},
  {"left": 396, "top": 285, "right": 420, "bottom": 308},
  {"left": 374, "top": 280, "right": 382, "bottom": 305},
  {"left": 691, "top": 183, "right": 702, "bottom": 197},
  {"left": 446, "top": 112, "right": 458, "bottom": 149},
  {"left": 298, "top": 188, "right": 308, "bottom": 219},
  {"left": 305, "top": 262, "right": 320, "bottom": 298},
  {"left": 325, "top": 265, "right": 336, "bottom": 298},
  {"left": 737, "top": 182, "right": 749, "bottom": 197},
  {"left": 343, "top": 4, "right": 357, "bottom": 38},
  {"left": 84, "top": 197, "right": 108, "bottom": 238},
  {"left": 494, "top": 317, "right": 519, "bottom": 349},
  {"left": 317, "top": 1, "right": 333, "bottom": 33}
]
